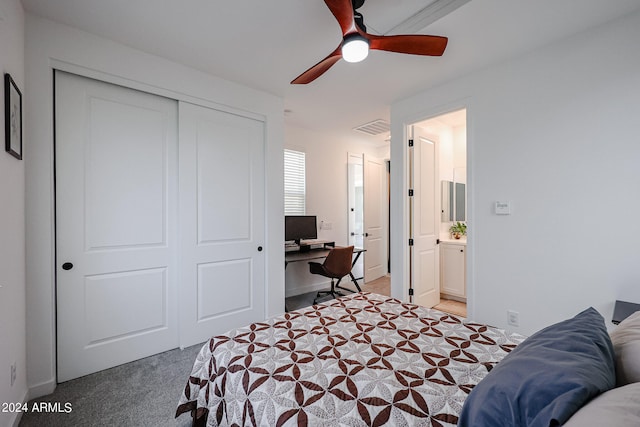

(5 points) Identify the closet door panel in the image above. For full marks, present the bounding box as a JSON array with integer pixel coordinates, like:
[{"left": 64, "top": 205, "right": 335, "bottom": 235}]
[
  {"left": 55, "top": 71, "right": 179, "bottom": 382},
  {"left": 179, "top": 101, "right": 266, "bottom": 347},
  {"left": 196, "top": 121, "right": 252, "bottom": 243}
]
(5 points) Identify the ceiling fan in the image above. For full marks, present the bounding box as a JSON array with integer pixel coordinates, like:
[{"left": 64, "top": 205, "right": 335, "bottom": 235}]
[{"left": 291, "top": 0, "right": 448, "bottom": 84}]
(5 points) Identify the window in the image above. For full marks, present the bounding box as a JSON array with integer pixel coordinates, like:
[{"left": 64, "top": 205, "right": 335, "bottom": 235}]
[{"left": 284, "top": 149, "right": 305, "bottom": 215}]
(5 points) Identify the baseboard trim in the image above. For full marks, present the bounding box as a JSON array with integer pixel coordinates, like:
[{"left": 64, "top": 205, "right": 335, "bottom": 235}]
[
  {"left": 440, "top": 293, "right": 466, "bottom": 303},
  {"left": 28, "top": 378, "right": 56, "bottom": 400},
  {"left": 10, "top": 390, "right": 29, "bottom": 427}
]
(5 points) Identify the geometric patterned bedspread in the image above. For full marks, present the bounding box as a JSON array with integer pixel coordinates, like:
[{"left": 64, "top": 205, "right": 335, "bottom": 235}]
[{"left": 176, "top": 292, "right": 525, "bottom": 426}]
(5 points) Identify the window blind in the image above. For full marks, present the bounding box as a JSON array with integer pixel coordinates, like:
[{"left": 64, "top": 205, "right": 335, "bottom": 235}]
[{"left": 284, "top": 149, "right": 306, "bottom": 215}]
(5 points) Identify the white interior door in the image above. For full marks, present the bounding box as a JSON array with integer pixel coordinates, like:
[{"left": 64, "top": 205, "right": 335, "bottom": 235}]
[
  {"left": 364, "top": 155, "right": 386, "bottom": 282},
  {"left": 55, "top": 71, "right": 179, "bottom": 382},
  {"left": 178, "top": 101, "right": 265, "bottom": 347},
  {"left": 412, "top": 126, "right": 440, "bottom": 308},
  {"left": 348, "top": 153, "right": 364, "bottom": 278}
]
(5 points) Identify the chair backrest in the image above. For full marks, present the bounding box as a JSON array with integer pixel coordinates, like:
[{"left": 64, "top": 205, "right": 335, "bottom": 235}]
[{"left": 323, "top": 246, "right": 354, "bottom": 277}]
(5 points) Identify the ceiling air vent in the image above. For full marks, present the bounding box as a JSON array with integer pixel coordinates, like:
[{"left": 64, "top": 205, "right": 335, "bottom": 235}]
[{"left": 353, "top": 119, "right": 390, "bottom": 136}]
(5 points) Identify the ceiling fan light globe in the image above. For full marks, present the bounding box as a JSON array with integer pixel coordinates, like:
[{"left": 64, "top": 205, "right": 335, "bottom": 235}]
[{"left": 342, "top": 36, "right": 369, "bottom": 63}]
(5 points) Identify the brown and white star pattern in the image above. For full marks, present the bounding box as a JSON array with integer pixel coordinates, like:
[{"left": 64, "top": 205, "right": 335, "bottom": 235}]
[{"left": 177, "top": 292, "right": 525, "bottom": 426}]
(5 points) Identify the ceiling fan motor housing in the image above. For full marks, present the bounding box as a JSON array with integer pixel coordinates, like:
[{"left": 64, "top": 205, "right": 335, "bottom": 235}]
[
  {"left": 352, "top": 0, "right": 365, "bottom": 10},
  {"left": 354, "top": 11, "right": 366, "bottom": 32},
  {"left": 351, "top": 0, "right": 367, "bottom": 31}
]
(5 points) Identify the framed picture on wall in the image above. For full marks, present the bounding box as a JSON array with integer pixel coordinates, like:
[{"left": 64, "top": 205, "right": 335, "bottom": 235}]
[{"left": 4, "top": 73, "right": 22, "bottom": 160}]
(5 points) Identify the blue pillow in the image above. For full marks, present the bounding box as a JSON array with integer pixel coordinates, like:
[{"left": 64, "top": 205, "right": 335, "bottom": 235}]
[{"left": 458, "top": 307, "right": 616, "bottom": 427}]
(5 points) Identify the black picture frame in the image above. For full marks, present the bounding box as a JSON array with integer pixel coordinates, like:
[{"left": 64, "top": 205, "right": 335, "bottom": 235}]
[{"left": 4, "top": 73, "right": 22, "bottom": 160}]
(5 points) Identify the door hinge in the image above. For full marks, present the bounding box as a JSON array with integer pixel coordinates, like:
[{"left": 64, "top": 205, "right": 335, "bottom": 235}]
[
  {"left": 408, "top": 139, "right": 414, "bottom": 147},
  {"left": 408, "top": 288, "right": 414, "bottom": 296},
  {"left": 408, "top": 189, "right": 414, "bottom": 197},
  {"left": 408, "top": 238, "right": 414, "bottom": 246}
]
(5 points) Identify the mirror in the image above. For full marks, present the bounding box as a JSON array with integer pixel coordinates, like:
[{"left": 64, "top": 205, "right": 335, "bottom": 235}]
[
  {"left": 441, "top": 180, "right": 466, "bottom": 222},
  {"left": 348, "top": 153, "right": 364, "bottom": 249},
  {"left": 441, "top": 181, "right": 453, "bottom": 222}
]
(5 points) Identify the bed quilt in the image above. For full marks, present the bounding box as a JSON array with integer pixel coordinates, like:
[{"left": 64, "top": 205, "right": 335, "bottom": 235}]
[{"left": 176, "top": 292, "right": 524, "bottom": 426}]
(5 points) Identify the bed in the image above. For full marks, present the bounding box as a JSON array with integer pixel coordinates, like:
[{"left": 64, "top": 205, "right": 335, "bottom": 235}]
[
  {"left": 176, "top": 292, "right": 640, "bottom": 427},
  {"left": 175, "top": 292, "right": 524, "bottom": 426}
]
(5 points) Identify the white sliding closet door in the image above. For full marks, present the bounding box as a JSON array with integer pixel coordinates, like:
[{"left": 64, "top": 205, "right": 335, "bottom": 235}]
[
  {"left": 178, "top": 102, "right": 266, "bottom": 347},
  {"left": 55, "top": 71, "right": 179, "bottom": 382}
]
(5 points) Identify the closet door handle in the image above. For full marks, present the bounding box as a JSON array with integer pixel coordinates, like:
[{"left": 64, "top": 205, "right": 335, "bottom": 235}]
[
  {"left": 62, "top": 262, "right": 74, "bottom": 270},
  {"left": 257, "top": 246, "right": 263, "bottom": 252}
]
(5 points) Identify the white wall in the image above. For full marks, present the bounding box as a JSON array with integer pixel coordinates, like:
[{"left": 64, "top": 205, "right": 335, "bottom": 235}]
[
  {"left": 392, "top": 10, "right": 640, "bottom": 336},
  {"left": 0, "top": 1, "right": 26, "bottom": 424},
  {"left": 24, "top": 14, "right": 284, "bottom": 398},
  {"left": 452, "top": 124, "right": 466, "bottom": 182},
  {"left": 284, "top": 125, "right": 387, "bottom": 296}
]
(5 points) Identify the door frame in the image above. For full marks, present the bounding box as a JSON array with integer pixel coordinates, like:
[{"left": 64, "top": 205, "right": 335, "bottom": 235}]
[
  {"left": 26, "top": 52, "right": 284, "bottom": 397},
  {"left": 390, "top": 99, "right": 473, "bottom": 317}
]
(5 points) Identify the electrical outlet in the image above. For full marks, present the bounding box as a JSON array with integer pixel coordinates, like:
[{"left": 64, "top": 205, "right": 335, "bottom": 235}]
[
  {"left": 507, "top": 310, "right": 520, "bottom": 327},
  {"left": 10, "top": 362, "right": 16, "bottom": 386}
]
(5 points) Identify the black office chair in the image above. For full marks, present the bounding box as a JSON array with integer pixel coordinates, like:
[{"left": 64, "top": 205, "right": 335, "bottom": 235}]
[{"left": 310, "top": 246, "right": 354, "bottom": 304}]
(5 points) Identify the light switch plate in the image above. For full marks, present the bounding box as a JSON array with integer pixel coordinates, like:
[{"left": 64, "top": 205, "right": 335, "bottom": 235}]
[{"left": 495, "top": 201, "right": 511, "bottom": 215}]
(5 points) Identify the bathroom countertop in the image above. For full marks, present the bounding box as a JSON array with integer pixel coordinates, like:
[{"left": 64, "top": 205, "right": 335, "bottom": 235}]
[{"left": 439, "top": 236, "right": 467, "bottom": 245}]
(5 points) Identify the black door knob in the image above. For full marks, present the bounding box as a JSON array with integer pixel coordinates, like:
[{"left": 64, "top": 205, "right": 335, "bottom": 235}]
[
  {"left": 62, "top": 262, "right": 73, "bottom": 270},
  {"left": 257, "top": 246, "right": 263, "bottom": 252}
]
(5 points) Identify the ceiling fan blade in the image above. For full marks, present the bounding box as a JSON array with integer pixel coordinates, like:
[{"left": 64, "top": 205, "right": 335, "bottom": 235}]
[
  {"left": 368, "top": 34, "right": 448, "bottom": 56},
  {"left": 324, "top": 0, "right": 357, "bottom": 35},
  {"left": 291, "top": 46, "right": 343, "bottom": 84}
]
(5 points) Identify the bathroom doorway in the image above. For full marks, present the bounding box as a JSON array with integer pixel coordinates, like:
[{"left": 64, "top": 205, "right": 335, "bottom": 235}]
[{"left": 409, "top": 108, "right": 467, "bottom": 317}]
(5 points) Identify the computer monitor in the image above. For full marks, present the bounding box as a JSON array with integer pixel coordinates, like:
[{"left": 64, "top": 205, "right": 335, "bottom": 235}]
[{"left": 285, "top": 215, "right": 317, "bottom": 244}]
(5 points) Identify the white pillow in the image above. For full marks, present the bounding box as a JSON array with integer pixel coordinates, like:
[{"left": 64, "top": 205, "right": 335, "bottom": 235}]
[
  {"left": 563, "top": 383, "right": 640, "bottom": 426},
  {"left": 610, "top": 310, "right": 640, "bottom": 386}
]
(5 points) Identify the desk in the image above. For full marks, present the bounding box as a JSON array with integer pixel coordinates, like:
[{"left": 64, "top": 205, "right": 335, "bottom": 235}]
[{"left": 285, "top": 247, "right": 366, "bottom": 293}]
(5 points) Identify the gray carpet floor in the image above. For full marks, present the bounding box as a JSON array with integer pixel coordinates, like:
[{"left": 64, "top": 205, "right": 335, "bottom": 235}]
[{"left": 19, "top": 343, "right": 204, "bottom": 427}]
